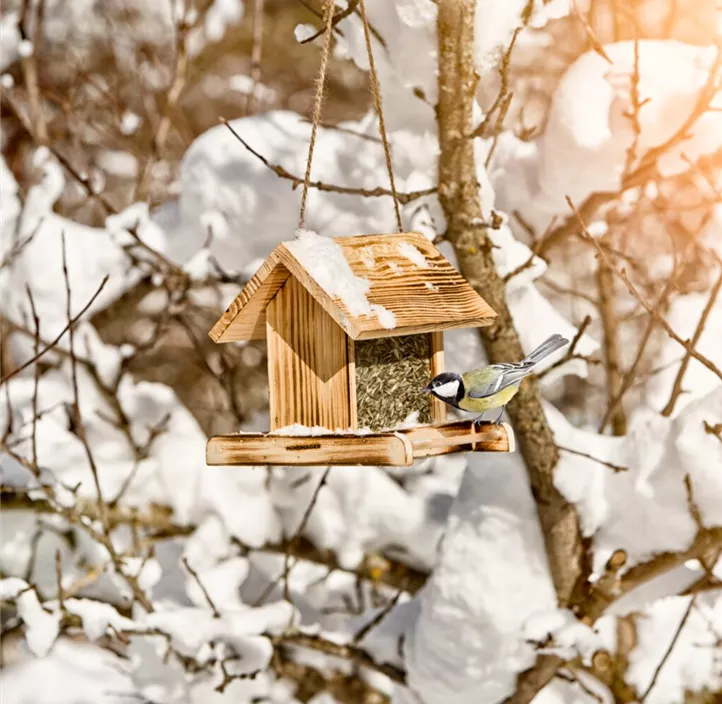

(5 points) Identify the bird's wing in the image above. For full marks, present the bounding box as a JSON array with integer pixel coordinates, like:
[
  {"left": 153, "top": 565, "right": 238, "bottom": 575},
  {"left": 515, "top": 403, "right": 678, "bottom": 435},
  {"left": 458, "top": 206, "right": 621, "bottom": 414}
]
[{"left": 466, "top": 363, "right": 528, "bottom": 399}]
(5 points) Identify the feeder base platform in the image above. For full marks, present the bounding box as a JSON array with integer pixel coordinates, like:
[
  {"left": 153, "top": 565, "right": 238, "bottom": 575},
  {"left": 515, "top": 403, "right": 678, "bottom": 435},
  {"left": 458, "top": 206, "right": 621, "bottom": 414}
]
[{"left": 206, "top": 420, "right": 514, "bottom": 467}]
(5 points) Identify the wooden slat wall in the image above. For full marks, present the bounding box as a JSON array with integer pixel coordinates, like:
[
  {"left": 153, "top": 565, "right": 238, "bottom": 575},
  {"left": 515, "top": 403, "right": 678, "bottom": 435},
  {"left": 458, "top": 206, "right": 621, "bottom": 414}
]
[
  {"left": 347, "top": 336, "right": 358, "bottom": 430},
  {"left": 266, "top": 277, "right": 351, "bottom": 431},
  {"left": 209, "top": 257, "right": 289, "bottom": 342},
  {"left": 430, "top": 331, "right": 446, "bottom": 424}
]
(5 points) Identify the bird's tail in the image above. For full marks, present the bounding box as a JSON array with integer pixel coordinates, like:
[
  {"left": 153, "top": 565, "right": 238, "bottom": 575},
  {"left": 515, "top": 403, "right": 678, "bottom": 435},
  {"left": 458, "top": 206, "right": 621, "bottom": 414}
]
[{"left": 521, "top": 334, "right": 569, "bottom": 369}]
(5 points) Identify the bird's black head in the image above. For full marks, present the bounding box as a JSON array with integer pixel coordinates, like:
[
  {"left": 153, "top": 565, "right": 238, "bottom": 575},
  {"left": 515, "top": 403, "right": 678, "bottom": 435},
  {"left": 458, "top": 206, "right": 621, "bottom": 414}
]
[{"left": 421, "top": 372, "right": 464, "bottom": 407}]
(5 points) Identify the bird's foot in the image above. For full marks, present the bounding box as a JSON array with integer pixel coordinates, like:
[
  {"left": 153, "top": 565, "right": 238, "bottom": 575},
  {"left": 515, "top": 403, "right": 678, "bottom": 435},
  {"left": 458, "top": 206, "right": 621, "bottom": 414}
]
[
  {"left": 473, "top": 414, "right": 484, "bottom": 430},
  {"left": 493, "top": 407, "right": 505, "bottom": 425}
]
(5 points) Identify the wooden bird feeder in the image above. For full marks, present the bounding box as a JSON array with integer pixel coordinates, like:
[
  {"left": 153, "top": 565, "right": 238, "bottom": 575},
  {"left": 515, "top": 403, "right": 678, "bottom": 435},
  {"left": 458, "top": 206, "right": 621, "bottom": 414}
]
[{"left": 206, "top": 232, "right": 514, "bottom": 466}]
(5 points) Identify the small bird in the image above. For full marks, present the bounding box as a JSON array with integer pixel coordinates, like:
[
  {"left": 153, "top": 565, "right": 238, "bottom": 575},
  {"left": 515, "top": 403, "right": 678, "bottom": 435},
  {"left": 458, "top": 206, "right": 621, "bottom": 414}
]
[{"left": 421, "top": 333, "right": 570, "bottom": 425}]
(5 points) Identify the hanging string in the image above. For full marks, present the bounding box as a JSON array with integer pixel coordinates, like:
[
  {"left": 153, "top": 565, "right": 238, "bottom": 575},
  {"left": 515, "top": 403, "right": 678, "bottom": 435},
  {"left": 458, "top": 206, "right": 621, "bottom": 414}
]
[
  {"left": 298, "top": 0, "right": 403, "bottom": 233},
  {"left": 358, "top": 0, "right": 403, "bottom": 233},
  {"left": 298, "top": 0, "right": 335, "bottom": 230}
]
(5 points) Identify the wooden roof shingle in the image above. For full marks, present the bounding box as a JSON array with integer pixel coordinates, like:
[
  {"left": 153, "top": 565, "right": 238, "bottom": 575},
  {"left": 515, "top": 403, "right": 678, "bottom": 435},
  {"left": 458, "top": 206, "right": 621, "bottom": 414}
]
[{"left": 209, "top": 232, "right": 496, "bottom": 342}]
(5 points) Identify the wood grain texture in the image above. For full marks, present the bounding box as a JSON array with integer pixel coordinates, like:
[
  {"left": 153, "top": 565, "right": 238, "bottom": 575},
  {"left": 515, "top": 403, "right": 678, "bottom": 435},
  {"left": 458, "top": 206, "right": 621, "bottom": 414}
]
[
  {"left": 430, "top": 330, "right": 446, "bottom": 424},
  {"left": 209, "top": 232, "right": 497, "bottom": 343},
  {"left": 280, "top": 233, "right": 496, "bottom": 339},
  {"left": 209, "top": 252, "right": 289, "bottom": 342},
  {"left": 266, "top": 277, "right": 350, "bottom": 431},
  {"left": 403, "top": 420, "right": 513, "bottom": 456},
  {"left": 206, "top": 421, "right": 513, "bottom": 467},
  {"left": 347, "top": 337, "right": 358, "bottom": 430},
  {"left": 206, "top": 432, "right": 414, "bottom": 466}
]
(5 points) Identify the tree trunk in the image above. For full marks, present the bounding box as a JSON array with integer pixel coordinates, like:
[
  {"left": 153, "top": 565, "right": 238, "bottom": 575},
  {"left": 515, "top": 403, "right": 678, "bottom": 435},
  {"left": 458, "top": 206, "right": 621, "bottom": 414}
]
[{"left": 435, "top": 0, "right": 583, "bottom": 609}]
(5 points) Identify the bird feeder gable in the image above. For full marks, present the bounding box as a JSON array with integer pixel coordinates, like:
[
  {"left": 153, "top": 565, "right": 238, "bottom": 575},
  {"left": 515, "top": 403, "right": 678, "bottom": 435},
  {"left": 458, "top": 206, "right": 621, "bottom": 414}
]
[
  {"left": 206, "top": 232, "right": 513, "bottom": 466},
  {"left": 208, "top": 232, "right": 497, "bottom": 344}
]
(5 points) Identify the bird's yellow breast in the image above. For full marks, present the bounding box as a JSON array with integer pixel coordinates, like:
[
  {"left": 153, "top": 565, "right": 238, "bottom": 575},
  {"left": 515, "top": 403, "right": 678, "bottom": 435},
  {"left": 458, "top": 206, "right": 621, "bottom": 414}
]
[{"left": 457, "top": 383, "right": 520, "bottom": 412}]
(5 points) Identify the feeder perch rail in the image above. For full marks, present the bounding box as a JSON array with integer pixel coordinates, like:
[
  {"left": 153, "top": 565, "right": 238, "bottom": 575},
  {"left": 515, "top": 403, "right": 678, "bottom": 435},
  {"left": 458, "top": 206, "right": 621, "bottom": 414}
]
[{"left": 206, "top": 420, "right": 514, "bottom": 467}]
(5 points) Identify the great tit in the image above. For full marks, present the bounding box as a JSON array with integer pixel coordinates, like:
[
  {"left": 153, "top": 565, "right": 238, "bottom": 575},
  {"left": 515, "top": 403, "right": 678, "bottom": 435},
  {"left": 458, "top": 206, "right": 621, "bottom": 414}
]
[{"left": 421, "top": 333, "right": 569, "bottom": 424}]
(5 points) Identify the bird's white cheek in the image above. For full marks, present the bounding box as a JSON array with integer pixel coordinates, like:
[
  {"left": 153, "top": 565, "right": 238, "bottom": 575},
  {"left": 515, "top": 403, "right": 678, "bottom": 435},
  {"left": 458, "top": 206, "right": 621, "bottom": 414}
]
[{"left": 434, "top": 380, "right": 459, "bottom": 398}]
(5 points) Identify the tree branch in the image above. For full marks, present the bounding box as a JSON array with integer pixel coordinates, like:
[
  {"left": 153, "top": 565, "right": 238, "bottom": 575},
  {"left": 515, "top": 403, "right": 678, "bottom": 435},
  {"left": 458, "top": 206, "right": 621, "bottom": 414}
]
[
  {"left": 596, "top": 234, "right": 627, "bottom": 435},
  {"left": 272, "top": 631, "right": 406, "bottom": 684},
  {"left": 0, "top": 275, "right": 109, "bottom": 385},
  {"left": 540, "top": 45, "right": 722, "bottom": 256},
  {"left": 568, "top": 198, "right": 722, "bottom": 385},
  {"left": 220, "top": 118, "right": 435, "bottom": 205}
]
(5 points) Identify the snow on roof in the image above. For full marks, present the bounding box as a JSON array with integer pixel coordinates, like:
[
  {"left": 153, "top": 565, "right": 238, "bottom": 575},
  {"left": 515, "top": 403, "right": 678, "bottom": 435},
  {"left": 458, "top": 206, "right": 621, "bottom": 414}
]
[
  {"left": 397, "top": 241, "right": 429, "bottom": 269},
  {"left": 285, "top": 230, "right": 396, "bottom": 331},
  {"left": 209, "top": 231, "right": 496, "bottom": 342}
]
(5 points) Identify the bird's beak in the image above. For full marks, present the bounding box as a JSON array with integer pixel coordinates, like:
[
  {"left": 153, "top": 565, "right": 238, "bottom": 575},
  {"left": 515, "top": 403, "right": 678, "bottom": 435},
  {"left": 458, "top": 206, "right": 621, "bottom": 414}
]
[{"left": 420, "top": 384, "right": 431, "bottom": 394}]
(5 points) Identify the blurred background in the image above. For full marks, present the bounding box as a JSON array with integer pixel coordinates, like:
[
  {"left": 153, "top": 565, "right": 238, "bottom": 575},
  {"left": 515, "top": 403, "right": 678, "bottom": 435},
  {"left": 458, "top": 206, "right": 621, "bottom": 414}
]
[{"left": 2, "top": 1, "right": 722, "bottom": 703}]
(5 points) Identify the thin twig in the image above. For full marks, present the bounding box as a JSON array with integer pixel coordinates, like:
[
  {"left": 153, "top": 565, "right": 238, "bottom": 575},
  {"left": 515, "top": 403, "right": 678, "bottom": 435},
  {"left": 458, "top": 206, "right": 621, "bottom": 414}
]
[
  {"left": 299, "top": 118, "right": 382, "bottom": 143},
  {"left": 485, "top": 91, "right": 514, "bottom": 168},
  {"left": 1, "top": 219, "right": 42, "bottom": 271},
  {"left": 55, "top": 549, "right": 64, "bottom": 612},
  {"left": 639, "top": 596, "right": 696, "bottom": 702},
  {"left": 556, "top": 669, "right": 604, "bottom": 704},
  {"left": 61, "top": 231, "right": 107, "bottom": 533},
  {"left": 245, "top": 0, "right": 265, "bottom": 115},
  {"left": 538, "top": 277, "right": 598, "bottom": 306},
  {"left": 283, "top": 467, "right": 331, "bottom": 603},
  {"left": 568, "top": 197, "right": 722, "bottom": 385},
  {"left": 538, "top": 315, "right": 594, "bottom": 379},
  {"left": 502, "top": 232, "right": 547, "bottom": 284},
  {"left": 352, "top": 587, "right": 403, "bottom": 644},
  {"left": 541, "top": 49, "right": 722, "bottom": 255},
  {"left": 632, "top": 46, "right": 722, "bottom": 181},
  {"left": 681, "top": 474, "right": 718, "bottom": 579},
  {"left": 300, "top": 0, "right": 359, "bottom": 45},
  {"left": 1, "top": 276, "right": 109, "bottom": 385},
  {"left": 703, "top": 421, "right": 722, "bottom": 444},
  {"left": 181, "top": 556, "right": 221, "bottom": 618},
  {"left": 136, "top": 0, "right": 191, "bottom": 199},
  {"left": 1, "top": 91, "right": 180, "bottom": 275},
  {"left": 598, "top": 258, "right": 685, "bottom": 432},
  {"left": 18, "top": 0, "right": 47, "bottom": 142},
  {"left": 25, "top": 286, "right": 40, "bottom": 468},
  {"left": 220, "top": 118, "right": 434, "bottom": 204},
  {"left": 557, "top": 446, "right": 628, "bottom": 473},
  {"left": 470, "top": 28, "right": 520, "bottom": 139},
  {"left": 622, "top": 34, "right": 647, "bottom": 175},
  {"left": 271, "top": 631, "right": 406, "bottom": 684},
  {"left": 617, "top": 267, "right": 722, "bottom": 380},
  {"left": 5, "top": 316, "right": 150, "bottom": 461},
  {"left": 571, "top": 0, "right": 612, "bottom": 64},
  {"left": 662, "top": 263, "right": 722, "bottom": 416}
]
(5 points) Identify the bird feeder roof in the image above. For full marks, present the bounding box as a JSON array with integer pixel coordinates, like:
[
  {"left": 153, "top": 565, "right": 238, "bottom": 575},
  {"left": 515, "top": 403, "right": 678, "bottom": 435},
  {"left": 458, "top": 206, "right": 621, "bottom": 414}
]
[{"left": 209, "top": 232, "right": 496, "bottom": 342}]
